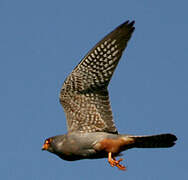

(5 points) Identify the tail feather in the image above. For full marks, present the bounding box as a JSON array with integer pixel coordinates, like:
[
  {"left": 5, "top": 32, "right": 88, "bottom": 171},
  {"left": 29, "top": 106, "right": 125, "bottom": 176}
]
[{"left": 129, "top": 133, "right": 177, "bottom": 148}]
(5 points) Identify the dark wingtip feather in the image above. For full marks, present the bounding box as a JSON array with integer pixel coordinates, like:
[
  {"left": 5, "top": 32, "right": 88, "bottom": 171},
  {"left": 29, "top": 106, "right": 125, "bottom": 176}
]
[
  {"left": 123, "top": 20, "right": 135, "bottom": 25},
  {"left": 126, "top": 20, "right": 135, "bottom": 33},
  {"left": 117, "top": 20, "right": 135, "bottom": 35},
  {"left": 129, "top": 20, "right": 135, "bottom": 26},
  {"left": 119, "top": 20, "right": 135, "bottom": 29}
]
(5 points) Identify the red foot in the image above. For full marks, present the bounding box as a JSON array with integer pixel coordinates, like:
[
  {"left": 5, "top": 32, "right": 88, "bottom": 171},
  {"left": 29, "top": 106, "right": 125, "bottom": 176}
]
[{"left": 108, "top": 152, "right": 126, "bottom": 171}]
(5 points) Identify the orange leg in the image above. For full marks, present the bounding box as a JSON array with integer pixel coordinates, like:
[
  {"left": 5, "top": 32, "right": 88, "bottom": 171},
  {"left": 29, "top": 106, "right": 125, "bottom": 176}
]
[{"left": 108, "top": 152, "right": 126, "bottom": 171}]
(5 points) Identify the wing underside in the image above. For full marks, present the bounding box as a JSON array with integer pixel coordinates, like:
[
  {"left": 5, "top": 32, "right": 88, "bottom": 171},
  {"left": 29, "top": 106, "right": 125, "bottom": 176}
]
[{"left": 59, "top": 21, "right": 135, "bottom": 133}]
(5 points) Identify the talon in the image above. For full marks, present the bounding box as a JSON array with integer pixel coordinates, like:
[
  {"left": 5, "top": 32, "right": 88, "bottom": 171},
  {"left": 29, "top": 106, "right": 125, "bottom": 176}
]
[{"left": 108, "top": 152, "right": 126, "bottom": 171}]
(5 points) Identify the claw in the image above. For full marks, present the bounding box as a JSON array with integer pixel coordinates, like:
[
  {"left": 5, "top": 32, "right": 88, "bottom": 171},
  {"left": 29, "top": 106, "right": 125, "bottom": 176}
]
[{"left": 108, "top": 152, "right": 126, "bottom": 171}]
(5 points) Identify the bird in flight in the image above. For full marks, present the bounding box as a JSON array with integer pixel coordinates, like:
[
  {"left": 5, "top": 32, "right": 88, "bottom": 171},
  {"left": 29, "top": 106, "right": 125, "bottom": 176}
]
[{"left": 42, "top": 20, "right": 177, "bottom": 170}]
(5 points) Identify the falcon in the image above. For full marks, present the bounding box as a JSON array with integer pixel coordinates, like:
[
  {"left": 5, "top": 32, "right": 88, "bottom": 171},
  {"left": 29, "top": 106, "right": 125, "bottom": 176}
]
[{"left": 42, "top": 20, "right": 177, "bottom": 170}]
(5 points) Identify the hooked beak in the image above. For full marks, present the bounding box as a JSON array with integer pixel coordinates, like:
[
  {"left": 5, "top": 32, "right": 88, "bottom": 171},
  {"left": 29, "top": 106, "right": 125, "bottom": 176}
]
[{"left": 42, "top": 143, "right": 49, "bottom": 151}]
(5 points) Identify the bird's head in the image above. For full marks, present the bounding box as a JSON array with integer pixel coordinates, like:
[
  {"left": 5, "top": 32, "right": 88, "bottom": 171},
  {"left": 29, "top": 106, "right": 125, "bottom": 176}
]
[
  {"left": 42, "top": 138, "right": 54, "bottom": 152},
  {"left": 42, "top": 135, "right": 66, "bottom": 154}
]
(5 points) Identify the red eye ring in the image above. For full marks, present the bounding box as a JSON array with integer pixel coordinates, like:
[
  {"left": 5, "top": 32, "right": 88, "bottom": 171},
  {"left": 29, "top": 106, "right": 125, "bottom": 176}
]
[{"left": 45, "top": 138, "right": 52, "bottom": 144}]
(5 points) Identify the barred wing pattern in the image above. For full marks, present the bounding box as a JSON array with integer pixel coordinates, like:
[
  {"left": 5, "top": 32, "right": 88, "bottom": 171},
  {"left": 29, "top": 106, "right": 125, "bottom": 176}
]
[{"left": 60, "top": 21, "right": 135, "bottom": 133}]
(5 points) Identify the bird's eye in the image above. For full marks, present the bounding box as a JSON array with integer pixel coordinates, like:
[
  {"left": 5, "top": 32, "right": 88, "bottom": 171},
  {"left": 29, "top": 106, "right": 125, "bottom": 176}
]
[{"left": 45, "top": 138, "right": 52, "bottom": 144}]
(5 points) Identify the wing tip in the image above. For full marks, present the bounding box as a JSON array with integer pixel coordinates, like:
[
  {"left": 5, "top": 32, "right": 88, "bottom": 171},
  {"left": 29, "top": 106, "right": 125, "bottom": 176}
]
[
  {"left": 117, "top": 20, "right": 135, "bottom": 34},
  {"left": 122, "top": 20, "right": 135, "bottom": 27}
]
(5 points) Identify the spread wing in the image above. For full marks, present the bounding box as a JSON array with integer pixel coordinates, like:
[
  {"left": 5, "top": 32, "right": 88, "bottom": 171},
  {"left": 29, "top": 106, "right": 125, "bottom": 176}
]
[{"left": 59, "top": 21, "right": 135, "bottom": 133}]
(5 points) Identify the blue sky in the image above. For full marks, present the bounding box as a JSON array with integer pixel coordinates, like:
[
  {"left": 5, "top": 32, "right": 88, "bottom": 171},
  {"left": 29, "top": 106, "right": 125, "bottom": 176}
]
[{"left": 0, "top": 0, "right": 187, "bottom": 179}]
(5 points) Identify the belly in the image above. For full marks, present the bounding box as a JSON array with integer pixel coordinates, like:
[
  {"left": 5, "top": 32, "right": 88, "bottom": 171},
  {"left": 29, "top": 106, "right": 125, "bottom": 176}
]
[{"left": 56, "top": 132, "right": 122, "bottom": 161}]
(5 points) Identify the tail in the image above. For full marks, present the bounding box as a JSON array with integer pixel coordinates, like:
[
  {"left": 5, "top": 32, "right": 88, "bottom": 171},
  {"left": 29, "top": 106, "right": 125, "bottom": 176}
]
[{"left": 127, "top": 133, "right": 177, "bottom": 148}]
